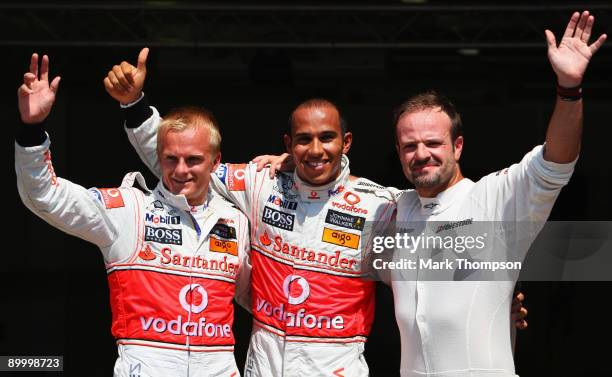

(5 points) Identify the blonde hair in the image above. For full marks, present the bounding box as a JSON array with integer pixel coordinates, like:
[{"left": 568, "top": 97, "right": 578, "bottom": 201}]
[{"left": 157, "top": 106, "right": 221, "bottom": 156}]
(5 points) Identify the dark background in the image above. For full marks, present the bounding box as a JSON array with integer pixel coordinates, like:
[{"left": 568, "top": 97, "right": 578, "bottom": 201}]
[{"left": 3, "top": 1, "right": 611, "bottom": 376}]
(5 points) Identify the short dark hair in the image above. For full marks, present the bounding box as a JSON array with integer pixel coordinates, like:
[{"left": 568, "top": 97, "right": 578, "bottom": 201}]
[
  {"left": 288, "top": 98, "right": 347, "bottom": 136},
  {"left": 393, "top": 90, "right": 462, "bottom": 143}
]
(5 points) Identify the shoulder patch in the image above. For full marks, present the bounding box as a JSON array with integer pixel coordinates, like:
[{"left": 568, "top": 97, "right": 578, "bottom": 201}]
[
  {"left": 226, "top": 163, "right": 247, "bottom": 191},
  {"left": 98, "top": 188, "right": 125, "bottom": 209}
]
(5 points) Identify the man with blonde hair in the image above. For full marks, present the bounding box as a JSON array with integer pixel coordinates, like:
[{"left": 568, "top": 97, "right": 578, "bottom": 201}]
[{"left": 16, "top": 52, "right": 251, "bottom": 377}]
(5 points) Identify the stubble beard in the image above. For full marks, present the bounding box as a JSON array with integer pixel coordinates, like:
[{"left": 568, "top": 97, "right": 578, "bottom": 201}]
[{"left": 408, "top": 159, "right": 455, "bottom": 190}]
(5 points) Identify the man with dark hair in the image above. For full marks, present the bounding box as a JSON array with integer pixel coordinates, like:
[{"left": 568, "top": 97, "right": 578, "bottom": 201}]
[
  {"left": 16, "top": 52, "right": 252, "bottom": 377},
  {"left": 388, "top": 11, "right": 605, "bottom": 377},
  {"left": 392, "top": 90, "right": 463, "bottom": 143},
  {"left": 105, "top": 42, "right": 529, "bottom": 375},
  {"left": 106, "top": 55, "right": 397, "bottom": 375},
  {"left": 289, "top": 98, "right": 348, "bottom": 136}
]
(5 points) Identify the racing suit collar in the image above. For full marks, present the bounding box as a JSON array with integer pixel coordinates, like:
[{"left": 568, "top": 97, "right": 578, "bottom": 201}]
[
  {"left": 417, "top": 178, "right": 473, "bottom": 216},
  {"left": 154, "top": 180, "right": 217, "bottom": 214},
  {"left": 293, "top": 154, "right": 350, "bottom": 202}
]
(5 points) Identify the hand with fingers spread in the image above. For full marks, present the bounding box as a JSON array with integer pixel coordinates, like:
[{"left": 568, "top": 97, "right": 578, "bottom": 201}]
[
  {"left": 104, "top": 47, "right": 149, "bottom": 105},
  {"left": 545, "top": 10, "right": 607, "bottom": 88},
  {"left": 18, "top": 53, "right": 61, "bottom": 124}
]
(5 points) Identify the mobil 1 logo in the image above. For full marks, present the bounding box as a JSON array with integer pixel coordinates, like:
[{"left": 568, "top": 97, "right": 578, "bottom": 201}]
[
  {"left": 144, "top": 226, "right": 183, "bottom": 245},
  {"left": 262, "top": 206, "right": 295, "bottom": 231}
]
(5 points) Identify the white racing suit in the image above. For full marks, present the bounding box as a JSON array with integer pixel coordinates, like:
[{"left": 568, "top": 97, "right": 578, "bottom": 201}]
[
  {"left": 125, "top": 106, "right": 397, "bottom": 376},
  {"left": 16, "top": 133, "right": 251, "bottom": 377},
  {"left": 390, "top": 145, "right": 575, "bottom": 377}
]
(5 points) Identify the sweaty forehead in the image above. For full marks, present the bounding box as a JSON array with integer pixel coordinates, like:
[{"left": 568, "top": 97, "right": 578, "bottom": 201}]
[{"left": 291, "top": 105, "right": 341, "bottom": 134}]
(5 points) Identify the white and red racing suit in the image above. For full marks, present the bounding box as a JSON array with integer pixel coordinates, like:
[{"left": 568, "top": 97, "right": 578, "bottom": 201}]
[
  {"left": 124, "top": 102, "right": 397, "bottom": 376},
  {"left": 16, "top": 129, "right": 251, "bottom": 377},
  {"left": 390, "top": 146, "right": 575, "bottom": 377}
]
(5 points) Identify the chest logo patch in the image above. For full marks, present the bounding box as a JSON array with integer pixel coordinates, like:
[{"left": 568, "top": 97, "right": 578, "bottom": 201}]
[
  {"left": 210, "top": 223, "right": 237, "bottom": 240},
  {"left": 325, "top": 209, "right": 365, "bottom": 231},
  {"left": 322, "top": 228, "right": 360, "bottom": 250},
  {"left": 144, "top": 226, "right": 183, "bottom": 245},
  {"left": 262, "top": 206, "right": 295, "bottom": 231},
  {"left": 210, "top": 237, "right": 238, "bottom": 256}
]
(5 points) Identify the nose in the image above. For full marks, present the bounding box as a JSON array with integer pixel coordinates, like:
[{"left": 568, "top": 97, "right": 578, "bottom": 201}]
[
  {"left": 414, "top": 143, "right": 431, "bottom": 161},
  {"left": 308, "top": 138, "right": 324, "bottom": 157},
  {"left": 174, "top": 158, "right": 189, "bottom": 175}
]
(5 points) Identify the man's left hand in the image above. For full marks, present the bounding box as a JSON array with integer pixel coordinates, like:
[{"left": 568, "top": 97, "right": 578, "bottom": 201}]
[{"left": 545, "top": 10, "right": 607, "bottom": 88}]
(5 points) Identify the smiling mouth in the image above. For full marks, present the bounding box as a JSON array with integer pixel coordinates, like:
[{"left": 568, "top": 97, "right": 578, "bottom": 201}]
[
  {"left": 305, "top": 161, "right": 328, "bottom": 170},
  {"left": 412, "top": 164, "right": 438, "bottom": 173}
]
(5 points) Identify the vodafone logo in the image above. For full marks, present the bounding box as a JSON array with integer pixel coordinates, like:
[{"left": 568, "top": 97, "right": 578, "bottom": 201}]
[
  {"left": 179, "top": 284, "right": 209, "bottom": 314},
  {"left": 308, "top": 191, "right": 321, "bottom": 200},
  {"left": 255, "top": 274, "right": 345, "bottom": 330},
  {"left": 106, "top": 188, "right": 121, "bottom": 198},
  {"left": 283, "top": 275, "right": 310, "bottom": 305},
  {"left": 233, "top": 168, "right": 245, "bottom": 180},
  {"left": 343, "top": 191, "right": 360, "bottom": 205},
  {"left": 227, "top": 164, "right": 247, "bottom": 191}
]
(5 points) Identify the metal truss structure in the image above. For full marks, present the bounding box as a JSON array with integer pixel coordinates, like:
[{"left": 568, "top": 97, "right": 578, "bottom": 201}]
[{"left": 2, "top": 2, "right": 611, "bottom": 49}]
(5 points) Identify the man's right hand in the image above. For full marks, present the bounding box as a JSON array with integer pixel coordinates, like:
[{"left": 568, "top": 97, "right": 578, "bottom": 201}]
[
  {"left": 18, "top": 53, "right": 61, "bottom": 124},
  {"left": 103, "top": 47, "right": 149, "bottom": 105},
  {"left": 252, "top": 153, "right": 294, "bottom": 178}
]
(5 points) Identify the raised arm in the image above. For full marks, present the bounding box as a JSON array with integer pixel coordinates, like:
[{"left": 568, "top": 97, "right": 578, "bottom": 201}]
[
  {"left": 16, "top": 54, "right": 121, "bottom": 250},
  {"left": 103, "top": 47, "right": 149, "bottom": 105},
  {"left": 543, "top": 10, "right": 606, "bottom": 163},
  {"left": 18, "top": 53, "right": 61, "bottom": 125}
]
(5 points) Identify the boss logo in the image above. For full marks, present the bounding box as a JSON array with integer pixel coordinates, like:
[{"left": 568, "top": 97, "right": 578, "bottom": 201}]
[
  {"left": 262, "top": 206, "right": 295, "bottom": 231},
  {"left": 144, "top": 226, "right": 183, "bottom": 245}
]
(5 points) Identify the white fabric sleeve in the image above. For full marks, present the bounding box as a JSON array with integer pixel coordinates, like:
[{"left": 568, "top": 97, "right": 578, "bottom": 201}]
[
  {"left": 15, "top": 136, "right": 120, "bottom": 250},
  {"left": 233, "top": 213, "right": 252, "bottom": 313},
  {"left": 125, "top": 106, "right": 163, "bottom": 178}
]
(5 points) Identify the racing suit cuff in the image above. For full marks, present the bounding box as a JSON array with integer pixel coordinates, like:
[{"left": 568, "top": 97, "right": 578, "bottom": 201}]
[
  {"left": 16, "top": 120, "right": 47, "bottom": 147},
  {"left": 532, "top": 144, "right": 577, "bottom": 185},
  {"left": 123, "top": 93, "right": 153, "bottom": 129}
]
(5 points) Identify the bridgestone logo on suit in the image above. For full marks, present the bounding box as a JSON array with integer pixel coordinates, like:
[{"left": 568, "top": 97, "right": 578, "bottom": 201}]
[
  {"left": 144, "top": 226, "right": 183, "bottom": 245},
  {"left": 262, "top": 207, "right": 295, "bottom": 231}
]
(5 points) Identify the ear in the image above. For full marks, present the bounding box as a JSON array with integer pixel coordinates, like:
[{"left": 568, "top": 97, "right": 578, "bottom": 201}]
[
  {"left": 283, "top": 134, "right": 292, "bottom": 154},
  {"left": 453, "top": 136, "right": 464, "bottom": 161},
  {"left": 342, "top": 132, "right": 353, "bottom": 154},
  {"left": 211, "top": 152, "right": 222, "bottom": 172}
]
